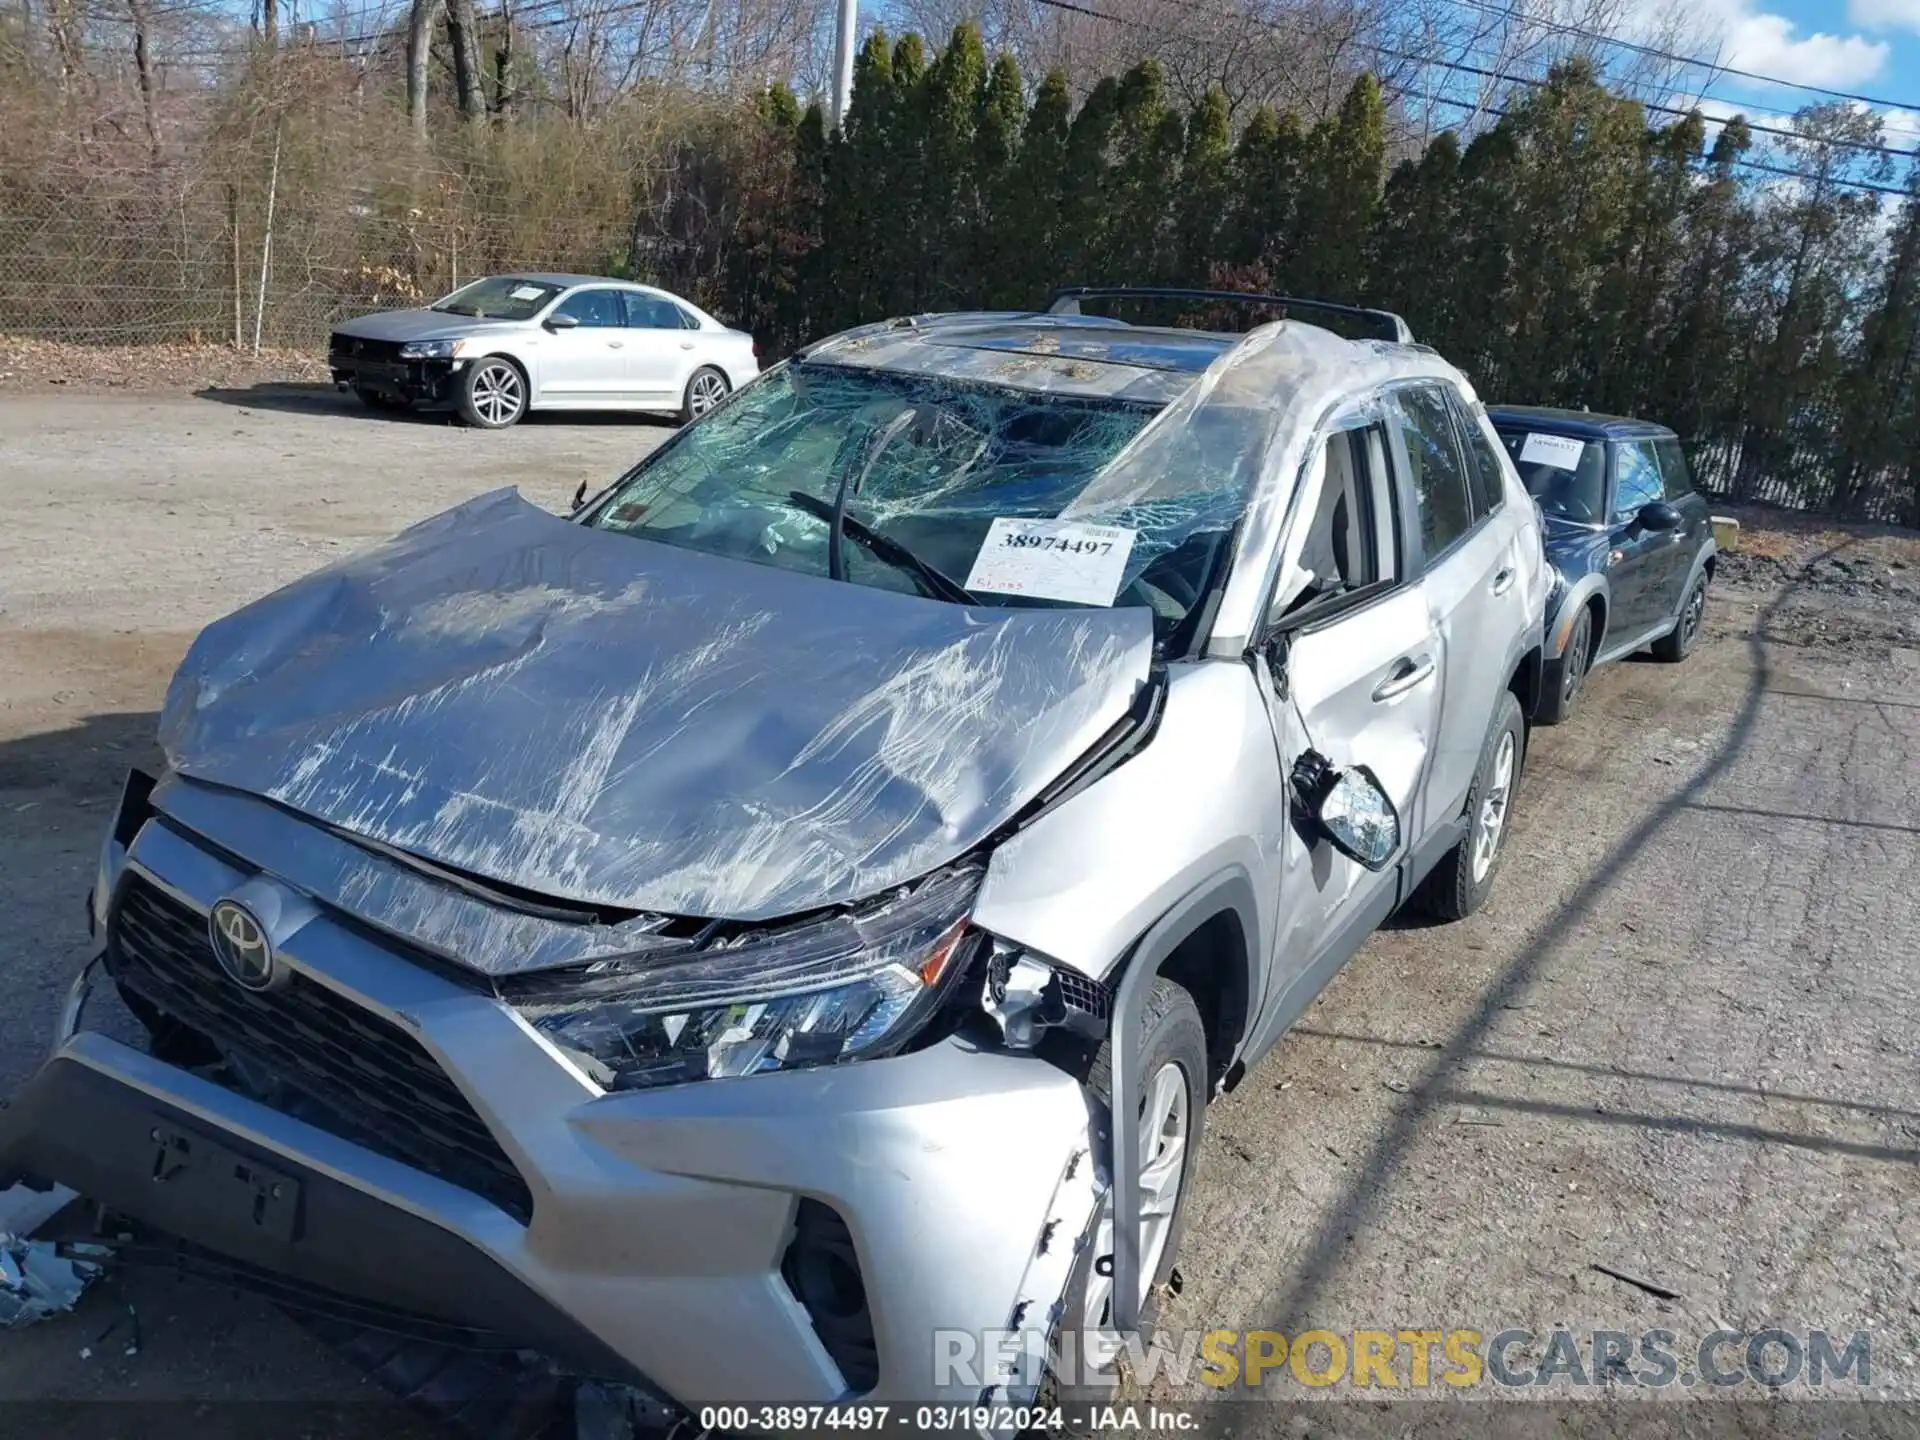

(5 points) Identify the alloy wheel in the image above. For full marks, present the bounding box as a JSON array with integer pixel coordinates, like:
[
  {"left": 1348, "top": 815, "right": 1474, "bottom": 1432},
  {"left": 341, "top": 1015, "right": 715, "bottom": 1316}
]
[
  {"left": 470, "top": 362, "right": 524, "bottom": 427},
  {"left": 1471, "top": 729, "right": 1516, "bottom": 884},
  {"left": 688, "top": 370, "right": 728, "bottom": 417},
  {"left": 1682, "top": 581, "right": 1706, "bottom": 645},
  {"left": 1563, "top": 616, "right": 1591, "bottom": 705}
]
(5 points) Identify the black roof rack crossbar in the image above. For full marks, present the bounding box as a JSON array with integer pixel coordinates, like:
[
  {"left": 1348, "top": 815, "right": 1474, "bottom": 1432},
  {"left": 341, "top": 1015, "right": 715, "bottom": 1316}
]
[{"left": 1046, "top": 286, "right": 1414, "bottom": 345}]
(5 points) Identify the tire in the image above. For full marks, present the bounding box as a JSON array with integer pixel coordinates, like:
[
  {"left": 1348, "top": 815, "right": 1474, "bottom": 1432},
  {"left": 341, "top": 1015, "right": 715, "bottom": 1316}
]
[
  {"left": 1535, "top": 604, "right": 1592, "bottom": 725},
  {"left": 1651, "top": 571, "right": 1707, "bottom": 662},
  {"left": 1416, "top": 690, "right": 1526, "bottom": 922},
  {"left": 1048, "top": 976, "right": 1207, "bottom": 1394},
  {"left": 458, "top": 357, "right": 527, "bottom": 429},
  {"left": 352, "top": 385, "right": 408, "bottom": 413},
  {"left": 680, "top": 365, "right": 729, "bottom": 424}
]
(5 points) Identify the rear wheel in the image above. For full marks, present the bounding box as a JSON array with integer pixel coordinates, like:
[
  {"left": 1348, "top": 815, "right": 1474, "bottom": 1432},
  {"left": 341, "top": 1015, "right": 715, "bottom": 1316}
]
[
  {"left": 1536, "top": 605, "right": 1592, "bottom": 725},
  {"left": 680, "top": 366, "right": 729, "bottom": 424},
  {"left": 458, "top": 358, "right": 527, "bottom": 429},
  {"left": 1416, "top": 691, "right": 1526, "bottom": 922},
  {"left": 1652, "top": 573, "right": 1707, "bottom": 662},
  {"left": 1049, "top": 977, "right": 1206, "bottom": 1394}
]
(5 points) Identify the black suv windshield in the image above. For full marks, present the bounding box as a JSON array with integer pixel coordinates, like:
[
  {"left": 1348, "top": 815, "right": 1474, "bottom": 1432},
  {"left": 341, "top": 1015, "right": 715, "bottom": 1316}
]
[
  {"left": 432, "top": 276, "right": 562, "bottom": 320},
  {"left": 1495, "top": 426, "right": 1607, "bottom": 523},
  {"left": 582, "top": 362, "right": 1234, "bottom": 638}
]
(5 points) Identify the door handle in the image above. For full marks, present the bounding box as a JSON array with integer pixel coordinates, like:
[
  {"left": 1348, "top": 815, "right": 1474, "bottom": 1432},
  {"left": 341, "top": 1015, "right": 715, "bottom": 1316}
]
[
  {"left": 1490, "top": 567, "right": 1516, "bottom": 596},
  {"left": 608, "top": 340, "right": 625, "bottom": 349},
  {"left": 1372, "top": 654, "right": 1435, "bottom": 702},
  {"left": 679, "top": 341, "right": 695, "bottom": 350}
]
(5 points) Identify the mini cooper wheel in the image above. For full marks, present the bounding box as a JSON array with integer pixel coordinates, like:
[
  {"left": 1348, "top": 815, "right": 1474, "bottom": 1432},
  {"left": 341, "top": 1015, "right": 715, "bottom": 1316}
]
[
  {"left": 1048, "top": 977, "right": 1207, "bottom": 1396},
  {"left": 1536, "top": 605, "right": 1592, "bottom": 725},
  {"left": 458, "top": 358, "right": 527, "bottom": 429},
  {"left": 1418, "top": 690, "right": 1526, "bottom": 922},
  {"left": 680, "top": 366, "right": 729, "bottom": 424},
  {"left": 1652, "top": 573, "right": 1707, "bottom": 662}
]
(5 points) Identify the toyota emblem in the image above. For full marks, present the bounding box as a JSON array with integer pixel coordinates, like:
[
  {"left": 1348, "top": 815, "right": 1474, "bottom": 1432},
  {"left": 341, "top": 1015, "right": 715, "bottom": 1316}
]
[{"left": 208, "top": 899, "right": 276, "bottom": 990}]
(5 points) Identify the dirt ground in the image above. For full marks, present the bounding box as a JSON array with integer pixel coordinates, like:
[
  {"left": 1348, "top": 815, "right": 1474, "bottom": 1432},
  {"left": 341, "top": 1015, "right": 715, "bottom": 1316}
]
[{"left": 2, "top": 391, "right": 1917, "bottom": 1432}]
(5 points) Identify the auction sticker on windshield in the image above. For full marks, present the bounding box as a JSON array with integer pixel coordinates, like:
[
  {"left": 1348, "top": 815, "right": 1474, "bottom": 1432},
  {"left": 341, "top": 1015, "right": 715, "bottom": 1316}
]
[
  {"left": 512, "top": 285, "right": 547, "bottom": 301},
  {"left": 966, "top": 518, "right": 1137, "bottom": 606},
  {"left": 1519, "top": 433, "right": 1586, "bottom": 471}
]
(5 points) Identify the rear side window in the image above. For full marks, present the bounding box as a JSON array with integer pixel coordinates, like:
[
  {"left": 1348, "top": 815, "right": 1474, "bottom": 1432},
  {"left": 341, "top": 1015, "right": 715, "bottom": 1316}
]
[
  {"left": 1613, "top": 440, "right": 1665, "bottom": 519},
  {"left": 1654, "top": 437, "right": 1693, "bottom": 500},
  {"left": 1394, "top": 385, "right": 1475, "bottom": 559},
  {"left": 624, "top": 292, "right": 686, "bottom": 329}
]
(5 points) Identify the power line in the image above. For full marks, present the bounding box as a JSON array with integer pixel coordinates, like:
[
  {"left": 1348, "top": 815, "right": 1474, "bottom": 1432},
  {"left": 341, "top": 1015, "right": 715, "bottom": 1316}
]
[
  {"left": 1027, "top": 0, "right": 1911, "bottom": 193},
  {"left": 1444, "top": 0, "right": 1920, "bottom": 116}
]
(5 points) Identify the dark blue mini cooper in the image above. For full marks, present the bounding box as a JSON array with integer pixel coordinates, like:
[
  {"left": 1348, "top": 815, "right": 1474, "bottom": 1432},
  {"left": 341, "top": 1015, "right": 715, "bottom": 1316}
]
[{"left": 1487, "top": 407, "right": 1716, "bottom": 723}]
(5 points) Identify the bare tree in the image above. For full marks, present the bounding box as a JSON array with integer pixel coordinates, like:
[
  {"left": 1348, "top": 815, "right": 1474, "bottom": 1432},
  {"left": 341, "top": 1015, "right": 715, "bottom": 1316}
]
[
  {"left": 407, "top": 0, "right": 442, "bottom": 134},
  {"left": 448, "top": 0, "right": 487, "bottom": 122},
  {"left": 127, "top": 0, "right": 161, "bottom": 159}
]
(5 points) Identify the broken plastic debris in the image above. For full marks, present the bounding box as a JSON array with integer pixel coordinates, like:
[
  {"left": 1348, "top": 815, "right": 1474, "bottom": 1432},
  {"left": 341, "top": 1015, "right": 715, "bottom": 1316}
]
[{"left": 0, "top": 1182, "right": 100, "bottom": 1329}]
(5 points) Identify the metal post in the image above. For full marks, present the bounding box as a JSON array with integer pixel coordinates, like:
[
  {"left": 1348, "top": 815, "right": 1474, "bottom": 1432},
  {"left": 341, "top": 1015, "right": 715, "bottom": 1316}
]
[{"left": 830, "top": 0, "right": 857, "bottom": 131}]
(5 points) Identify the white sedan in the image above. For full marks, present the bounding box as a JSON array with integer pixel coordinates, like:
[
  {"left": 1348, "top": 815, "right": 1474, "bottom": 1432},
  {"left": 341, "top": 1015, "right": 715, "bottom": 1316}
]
[{"left": 326, "top": 273, "right": 760, "bottom": 429}]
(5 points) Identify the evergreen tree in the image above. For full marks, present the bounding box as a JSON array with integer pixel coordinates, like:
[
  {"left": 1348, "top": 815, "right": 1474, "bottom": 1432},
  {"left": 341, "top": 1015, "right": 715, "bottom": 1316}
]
[
  {"left": 970, "top": 52, "right": 1028, "bottom": 309},
  {"left": 1292, "top": 73, "right": 1386, "bottom": 305},
  {"left": 1176, "top": 87, "right": 1232, "bottom": 286},
  {"left": 992, "top": 67, "right": 1071, "bottom": 306}
]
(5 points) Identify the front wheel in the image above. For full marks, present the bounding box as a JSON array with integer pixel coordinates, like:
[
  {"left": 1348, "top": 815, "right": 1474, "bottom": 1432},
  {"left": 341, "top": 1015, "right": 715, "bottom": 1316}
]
[
  {"left": 458, "top": 358, "right": 527, "bottom": 429},
  {"left": 1416, "top": 690, "right": 1526, "bottom": 922},
  {"left": 1049, "top": 977, "right": 1207, "bottom": 1394},
  {"left": 1652, "top": 573, "right": 1707, "bottom": 662},
  {"left": 680, "top": 366, "right": 729, "bottom": 424}
]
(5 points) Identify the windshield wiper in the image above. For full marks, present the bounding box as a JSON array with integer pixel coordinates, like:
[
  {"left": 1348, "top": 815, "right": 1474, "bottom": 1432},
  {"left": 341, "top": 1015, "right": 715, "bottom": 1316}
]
[{"left": 786, "top": 491, "right": 981, "bottom": 606}]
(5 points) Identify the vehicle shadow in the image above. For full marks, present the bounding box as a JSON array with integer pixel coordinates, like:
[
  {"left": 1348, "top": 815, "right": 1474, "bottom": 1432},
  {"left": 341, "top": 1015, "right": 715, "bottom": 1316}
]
[
  {"left": 1209, "top": 539, "right": 1865, "bottom": 1376},
  {"left": 194, "top": 384, "right": 682, "bottom": 430}
]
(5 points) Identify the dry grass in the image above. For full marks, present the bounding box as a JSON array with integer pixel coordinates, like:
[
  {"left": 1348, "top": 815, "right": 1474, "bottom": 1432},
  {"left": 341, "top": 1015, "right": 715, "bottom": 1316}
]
[{"left": 0, "top": 336, "right": 329, "bottom": 392}]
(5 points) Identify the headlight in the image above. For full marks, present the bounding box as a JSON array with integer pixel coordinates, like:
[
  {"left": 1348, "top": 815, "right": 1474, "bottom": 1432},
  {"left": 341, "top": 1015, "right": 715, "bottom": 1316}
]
[
  {"left": 398, "top": 339, "right": 461, "bottom": 359},
  {"left": 510, "top": 866, "right": 981, "bottom": 1091}
]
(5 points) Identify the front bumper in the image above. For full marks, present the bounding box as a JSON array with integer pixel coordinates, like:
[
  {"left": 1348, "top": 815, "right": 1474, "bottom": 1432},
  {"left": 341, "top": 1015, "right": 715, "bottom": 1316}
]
[
  {"left": 328, "top": 354, "right": 460, "bottom": 406},
  {"left": 2, "top": 779, "right": 1101, "bottom": 1409}
]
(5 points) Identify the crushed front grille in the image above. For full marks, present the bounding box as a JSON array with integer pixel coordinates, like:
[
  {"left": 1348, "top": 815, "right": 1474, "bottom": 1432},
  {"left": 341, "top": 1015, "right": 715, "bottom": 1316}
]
[
  {"left": 107, "top": 875, "right": 534, "bottom": 1224},
  {"left": 328, "top": 333, "right": 406, "bottom": 364}
]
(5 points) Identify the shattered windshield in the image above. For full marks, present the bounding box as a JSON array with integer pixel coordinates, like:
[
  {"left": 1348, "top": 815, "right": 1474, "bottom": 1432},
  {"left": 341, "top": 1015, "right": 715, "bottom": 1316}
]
[
  {"left": 582, "top": 362, "right": 1242, "bottom": 638},
  {"left": 432, "top": 276, "right": 561, "bottom": 321}
]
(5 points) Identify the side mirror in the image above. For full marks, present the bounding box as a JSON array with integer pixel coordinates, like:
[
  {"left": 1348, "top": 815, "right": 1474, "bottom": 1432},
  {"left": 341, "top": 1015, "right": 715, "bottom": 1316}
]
[
  {"left": 1637, "top": 500, "right": 1682, "bottom": 532},
  {"left": 544, "top": 312, "right": 580, "bottom": 332},
  {"left": 1291, "top": 751, "right": 1400, "bottom": 870}
]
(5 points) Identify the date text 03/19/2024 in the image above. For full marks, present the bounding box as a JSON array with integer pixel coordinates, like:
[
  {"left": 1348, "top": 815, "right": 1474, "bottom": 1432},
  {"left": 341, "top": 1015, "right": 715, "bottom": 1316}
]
[{"left": 694, "top": 1406, "right": 1196, "bottom": 1433}]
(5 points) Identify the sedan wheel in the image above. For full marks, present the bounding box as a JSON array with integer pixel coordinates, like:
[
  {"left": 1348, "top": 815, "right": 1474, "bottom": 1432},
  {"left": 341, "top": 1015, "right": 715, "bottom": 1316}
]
[
  {"left": 459, "top": 359, "right": 526, "bottom": 429},
  {"left": 1471, "top": 729, "right": 1516, "bottom": 885},
  {"left": 681, "top": 366, "right": 729, "bottom": 423}
]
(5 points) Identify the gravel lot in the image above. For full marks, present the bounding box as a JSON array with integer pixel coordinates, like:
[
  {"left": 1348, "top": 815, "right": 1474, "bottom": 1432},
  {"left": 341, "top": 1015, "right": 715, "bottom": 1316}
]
[{"left": 2, "top": 389, "right": 1917, "bottom": 1433}]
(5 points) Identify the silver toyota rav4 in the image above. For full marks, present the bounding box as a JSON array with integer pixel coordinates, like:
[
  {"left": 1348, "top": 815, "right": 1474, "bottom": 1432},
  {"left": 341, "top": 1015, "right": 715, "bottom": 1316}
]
[{"left": 2, "top": 289, "right": 1546, "bottom": 1420}]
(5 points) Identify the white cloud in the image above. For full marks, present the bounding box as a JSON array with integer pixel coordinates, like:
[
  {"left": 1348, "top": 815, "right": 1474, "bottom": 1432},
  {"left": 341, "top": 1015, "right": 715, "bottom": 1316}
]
[
  {"left": 1691, "top": 94, "right": 1920, "bottom": 149},
  {"left": 1634, "top": 0, "right": 1891, "bottom": 90},
  {"left": 1848, "top": 0, "right": 1920, "bottom": 36}
]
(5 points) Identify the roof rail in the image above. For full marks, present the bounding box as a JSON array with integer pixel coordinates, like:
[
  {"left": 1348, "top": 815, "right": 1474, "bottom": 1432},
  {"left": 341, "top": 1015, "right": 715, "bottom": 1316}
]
[{"left": 1046, "top": 286, "right": 1414, "bottom": 345}]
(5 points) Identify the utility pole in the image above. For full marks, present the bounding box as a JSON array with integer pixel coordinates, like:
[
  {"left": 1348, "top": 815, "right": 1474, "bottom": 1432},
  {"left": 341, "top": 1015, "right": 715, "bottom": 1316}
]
[{"left": 830, "top": 0, "right": 857, "bottom": 131}]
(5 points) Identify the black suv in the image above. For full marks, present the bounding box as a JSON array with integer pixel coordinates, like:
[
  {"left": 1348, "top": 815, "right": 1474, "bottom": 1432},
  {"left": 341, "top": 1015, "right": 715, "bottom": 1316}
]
[{"left": 1487, "top": 407, "right": 1715, "bottom": 723}]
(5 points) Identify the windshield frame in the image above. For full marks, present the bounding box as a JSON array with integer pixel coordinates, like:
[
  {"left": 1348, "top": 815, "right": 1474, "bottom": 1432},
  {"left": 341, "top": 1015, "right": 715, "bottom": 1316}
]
[
  {"left": 431, "top": 276, "right": 565, "bottom": 321},
  {"left": 575, "top": 359, "right": 1238, "bottom": 660}
]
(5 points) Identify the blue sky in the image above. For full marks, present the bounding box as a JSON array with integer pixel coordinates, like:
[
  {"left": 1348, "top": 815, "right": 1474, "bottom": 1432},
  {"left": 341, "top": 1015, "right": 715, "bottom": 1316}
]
[{"left": 1672, "top": 0, "right": 1920, "bottom": 148}]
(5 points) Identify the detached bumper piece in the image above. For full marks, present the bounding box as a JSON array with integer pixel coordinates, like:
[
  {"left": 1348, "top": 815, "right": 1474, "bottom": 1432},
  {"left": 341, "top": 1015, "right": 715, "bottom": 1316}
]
[
  {"left": 328, "top": 334, "right": 457, "bottom": 405},
  {"left": 0, "top": 1053, "right": 649, "bottom": 1395}
]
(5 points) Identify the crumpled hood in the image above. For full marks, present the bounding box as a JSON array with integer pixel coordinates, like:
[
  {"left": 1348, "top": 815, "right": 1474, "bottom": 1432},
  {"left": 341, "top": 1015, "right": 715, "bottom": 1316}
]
[
  {"left": 159, "top": 489, "right": 1153, "bottom": 921},
  {"left": 332, "top": 308, "right": 520, "bottom": 344}
]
